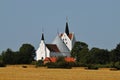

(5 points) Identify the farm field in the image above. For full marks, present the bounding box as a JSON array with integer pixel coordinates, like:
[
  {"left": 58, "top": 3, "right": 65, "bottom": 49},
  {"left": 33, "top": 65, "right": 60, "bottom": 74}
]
[{"left": 0, "top": 65, "right": 120, "bottom": 80}]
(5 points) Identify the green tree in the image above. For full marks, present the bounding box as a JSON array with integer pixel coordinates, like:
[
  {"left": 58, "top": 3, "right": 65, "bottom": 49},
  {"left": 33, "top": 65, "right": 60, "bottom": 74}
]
[
  {"left": 19, "top": 44, "right": 35, "bottom": 64},
  {"left": 112, "top": 43, "right": 120, "bottom": 62},
  {"left": 79, "top": 48, "right": 89, "bottom": 63},
  {"left": 71, "top": 41, "right": 89, "bottom": 62},
  {"left": 13, "top": 51, "right": 20, "bottom": 64},
  {"left": 0, "top": 54, "right": 6, "bottom": 67},
  {"left": 110, "top": 43, "right": 120, "bottom": 67},
  {"left": 2, "top": 49, "right": 15, "bottom": 64},
  {"left": 86, "top": 48, "right": 110, "bottom": 64},
  {"left": 0, "top": 54, "right": 2, "bottom": 61}
]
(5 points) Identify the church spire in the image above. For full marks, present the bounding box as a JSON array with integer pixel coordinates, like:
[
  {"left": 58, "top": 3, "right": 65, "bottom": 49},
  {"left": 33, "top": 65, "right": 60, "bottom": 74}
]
[
  {"left": 41, "top": 33, "right": 44, "bottom": 40},
  {"left": 65, "top": 17, "right": 69, "bottom": 35}
]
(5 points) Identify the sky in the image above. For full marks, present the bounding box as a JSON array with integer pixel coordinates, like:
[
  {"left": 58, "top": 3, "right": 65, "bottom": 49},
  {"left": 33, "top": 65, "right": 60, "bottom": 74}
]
[{"left": 0, "top": 0, "right": 120, "bottom": 53}]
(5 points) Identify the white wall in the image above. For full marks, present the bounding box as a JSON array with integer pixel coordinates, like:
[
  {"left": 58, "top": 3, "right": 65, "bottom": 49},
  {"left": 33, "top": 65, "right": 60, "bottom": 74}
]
[
  {"left": 61, "top": 33, "right": 72, "bottom": 51},
  {"left": 36, "top": 40, "right": 50, "bottom": 61}
]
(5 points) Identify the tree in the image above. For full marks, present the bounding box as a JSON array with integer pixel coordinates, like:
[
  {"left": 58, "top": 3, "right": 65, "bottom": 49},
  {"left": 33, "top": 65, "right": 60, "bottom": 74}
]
[
  {"left": 112, "top": 43, "right": 120, "bottom": 62},
  {"left": 79, "top": 48, "right": 89, "bottom": 63},
  {"left": 0, "top": 54, "right": 2, "bottom": 61},
  {"left": 19, "top": 44, "right": 35, "bottom": 64},
  {"left": 1, "top": 44, "right": 35, "bottom": 64},
  {"left": 110, "top": 43, "right": 120, "bottom": 67},
  {"left": 71, "top": 41, "right": 89, "bottom": 62},
  {"left": 2, "top": 49, "right": 15, "bottom": 64},
  {"left": 86, "top": 48, "right": 110, "bottom": 64},
  {"left": 0, "top": 54, "right": 6, "bottom": 67}
]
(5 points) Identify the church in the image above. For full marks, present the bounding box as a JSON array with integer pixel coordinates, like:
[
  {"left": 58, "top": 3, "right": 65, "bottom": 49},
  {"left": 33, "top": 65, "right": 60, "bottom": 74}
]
[{"left": 36, "top": 21, "right": 76, "bottom": 61}]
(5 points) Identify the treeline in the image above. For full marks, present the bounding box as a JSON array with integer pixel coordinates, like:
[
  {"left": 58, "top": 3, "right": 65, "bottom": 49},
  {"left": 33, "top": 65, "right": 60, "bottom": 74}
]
[
  {"left": 71, "top": 41, "right": 120, "bottom": 69},
  {"left": 1, "top": 41, "right": 120, "bottom": 69},
  {"left": 0, "top": 44, "right": 35, "bottom": 66}
]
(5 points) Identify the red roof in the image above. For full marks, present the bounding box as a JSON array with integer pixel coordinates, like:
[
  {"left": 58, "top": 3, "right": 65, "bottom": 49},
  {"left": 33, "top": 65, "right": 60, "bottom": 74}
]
[
  {"left": 46, "top": 44, "right": 60, "bottom": 52},
  {"left": 65, "top": 57, "right": 75, "bottom": 62},
  {"left": 44, "top": 57, "right": 57, "bottom": 63},
  {"left": 44, "top": 57, "right": 75, "bottom": 63},
  {"left": 59, "top": 33, "right": 73, "bottom": 40},
  {"left": 68, "top": 33, "right": 73, "bottom": 40}
]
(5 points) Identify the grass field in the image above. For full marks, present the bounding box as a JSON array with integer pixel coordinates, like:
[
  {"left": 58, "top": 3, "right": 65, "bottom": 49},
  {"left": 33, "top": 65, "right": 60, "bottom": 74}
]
[{"left": 0, "top": 65, "right": 120, "bottom": 80}]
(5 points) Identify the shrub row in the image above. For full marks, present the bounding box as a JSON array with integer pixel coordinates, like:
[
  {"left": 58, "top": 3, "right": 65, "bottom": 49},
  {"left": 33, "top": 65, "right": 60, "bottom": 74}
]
[
  {"left": 0, "top": 61, "right": 6, "bottom": 67},
  {"left": 46, "top": 62, "right": 74, "bottom": 69}
]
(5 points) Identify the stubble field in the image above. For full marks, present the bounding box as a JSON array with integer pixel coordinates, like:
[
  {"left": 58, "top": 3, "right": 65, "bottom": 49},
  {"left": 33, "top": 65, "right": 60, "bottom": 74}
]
[{"left": 0, "top": 65, "right": 120, "bottom": 80}]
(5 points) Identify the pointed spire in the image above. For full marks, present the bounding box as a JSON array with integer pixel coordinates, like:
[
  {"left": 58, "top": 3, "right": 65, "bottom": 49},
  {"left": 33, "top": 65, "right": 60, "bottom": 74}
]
[
  {"left": 65, "top": 17, "right": 69, "bottom": 35},
  {"left": 41, "top": 33, "right": 44, "bottom": 40}
]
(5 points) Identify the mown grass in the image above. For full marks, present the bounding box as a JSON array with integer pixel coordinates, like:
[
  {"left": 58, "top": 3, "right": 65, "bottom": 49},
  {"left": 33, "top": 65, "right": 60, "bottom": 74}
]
[{"left": 0, "top": 65, "right": 120, "bottom": 80}]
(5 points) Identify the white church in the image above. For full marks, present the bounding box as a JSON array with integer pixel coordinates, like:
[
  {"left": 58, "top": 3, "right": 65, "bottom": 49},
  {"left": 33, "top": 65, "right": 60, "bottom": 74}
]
[{"left": 36, "top": 21, "right": 76, "bottom": 61}]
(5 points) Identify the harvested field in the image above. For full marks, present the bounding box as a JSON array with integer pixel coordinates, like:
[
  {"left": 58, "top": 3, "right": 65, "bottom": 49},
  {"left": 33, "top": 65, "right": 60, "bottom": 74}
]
[{"left": 0, "top": 65, "right": 120, "bottom": 80}]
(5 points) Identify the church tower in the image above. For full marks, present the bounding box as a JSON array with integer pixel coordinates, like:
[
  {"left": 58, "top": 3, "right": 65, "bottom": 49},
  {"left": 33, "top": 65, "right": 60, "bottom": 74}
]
[
  {"left": 65, "top": 21, "right": 69, "bottom": 35},
  {"left": 36, "top": 33, "right": 47, "bottom": 61},
  {"left": 41, "top": 33, "right": 44, "bottom": 41},
  {"left": 60, "top": 20, "right": 76, "bottom": 51}
]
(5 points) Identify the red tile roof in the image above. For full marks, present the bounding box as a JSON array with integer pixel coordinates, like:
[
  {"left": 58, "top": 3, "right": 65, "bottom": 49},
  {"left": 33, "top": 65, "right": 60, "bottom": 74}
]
[
  {"left": 59, "top": 33, "right": 73, "bottom": 40},
  {"left": 65, "top": 57, "right": 75, "bottom": 62},
  {"left": 44, "top": 57, "right": 57, "bottom": 63},
  {"left": 44, "top": 57, "right": 75, "bottom": 64},
  {"left": 46, "top": 44, "right": 60, "bottom": 52},
  {"left": 68, "top": 33, "right": 73, "bottom": 40}
]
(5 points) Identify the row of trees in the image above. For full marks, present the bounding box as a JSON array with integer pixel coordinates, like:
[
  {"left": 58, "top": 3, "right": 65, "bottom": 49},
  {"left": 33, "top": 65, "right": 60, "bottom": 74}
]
[
  {"left": 0, "top": 44, "right": 35, "bottom": 65},
  {"left": 0, "top": 41, "right": 120, "bottom": 69},
  {"left": 71, "top": 41, "right": 120, "bottom": 69}
]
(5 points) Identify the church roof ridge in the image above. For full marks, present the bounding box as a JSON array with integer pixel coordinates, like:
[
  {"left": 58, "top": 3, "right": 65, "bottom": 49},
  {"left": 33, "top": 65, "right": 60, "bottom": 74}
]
[{"left": 52, "top": 35, "right": 70, "bottom": 53}]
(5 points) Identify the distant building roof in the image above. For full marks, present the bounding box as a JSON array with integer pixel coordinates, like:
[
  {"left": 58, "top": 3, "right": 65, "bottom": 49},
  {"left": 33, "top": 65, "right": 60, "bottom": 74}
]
[
  {"left": 68, "top": 33, "right": 73, "bottom": 40},
  {"left": 44, "top": 57, "right": 75, "bottom": 64},
  {"left": 44, "top": 57, "right": 57, "bottom": 63},
  {"left": 52, "top": 35, "right": 70, "bottom": 53},
  {"left": 60, "top": 33, "right": 73, "bottom": 40},
  {"left": 46, "top": 44, "right": 60, "bottom": 52},
  {"left": 64, "top": 57, "right": 75, "bottom": 62}
]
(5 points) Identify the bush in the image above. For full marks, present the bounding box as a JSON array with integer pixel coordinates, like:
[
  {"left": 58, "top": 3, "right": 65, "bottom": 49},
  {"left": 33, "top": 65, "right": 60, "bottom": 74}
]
[
  {"left": 87, "top": 64, "right": 98, "bottom": 70},
  {"left": 94, "top": 64, "right": 113, "bottom": 68},
  {"left": 46, "top": 62, "right": 72, "bottom": 69},
  {"left": 114, "top": 62, "right": 120, "bottom": 70},
  {"left": 46, "top": 62, "right": 58, "bottom": 68},
  {"left": 36, "top": 60, "right": 44, "bottom": 67},
  {"left": 0, "top": 61, "right": 6, "bottom": 67}
]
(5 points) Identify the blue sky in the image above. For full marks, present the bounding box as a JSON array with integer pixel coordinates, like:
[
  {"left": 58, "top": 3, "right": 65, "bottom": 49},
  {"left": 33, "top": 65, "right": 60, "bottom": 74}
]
[{"left": 0, "top": 0, "right": 120, "bottom": 52}]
